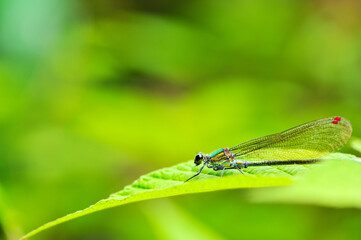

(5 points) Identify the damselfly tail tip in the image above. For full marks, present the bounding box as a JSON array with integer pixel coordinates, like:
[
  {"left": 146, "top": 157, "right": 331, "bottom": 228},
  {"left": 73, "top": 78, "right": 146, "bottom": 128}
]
[{"left": 332, "top": 116, "right": 342, "bottom": 124}]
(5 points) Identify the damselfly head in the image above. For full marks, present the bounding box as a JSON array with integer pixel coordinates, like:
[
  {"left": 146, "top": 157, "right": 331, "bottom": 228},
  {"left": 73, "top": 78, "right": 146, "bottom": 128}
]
[{"left": 194, "top": 153, "right": 205, "bottom": 166}]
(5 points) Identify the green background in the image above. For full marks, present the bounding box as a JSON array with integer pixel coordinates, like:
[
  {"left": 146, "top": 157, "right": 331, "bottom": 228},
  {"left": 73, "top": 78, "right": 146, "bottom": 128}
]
[{"left": 1, "top": 0, "right": 361, "bottom": 239}]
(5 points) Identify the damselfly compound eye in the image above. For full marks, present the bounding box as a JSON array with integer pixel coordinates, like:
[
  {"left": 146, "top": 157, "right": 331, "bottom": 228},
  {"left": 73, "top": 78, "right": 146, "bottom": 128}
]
[{"left": 194, "top": 153, "right": 204, "bottom": 166}]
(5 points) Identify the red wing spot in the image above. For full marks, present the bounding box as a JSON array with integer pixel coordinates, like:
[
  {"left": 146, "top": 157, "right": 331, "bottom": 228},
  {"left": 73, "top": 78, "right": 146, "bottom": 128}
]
[
  {"left": 332, "top": 120, "right": 338, "bottom": 124},
  {"left": 335, "top": 117, "right": 342, "bottom": 121}
]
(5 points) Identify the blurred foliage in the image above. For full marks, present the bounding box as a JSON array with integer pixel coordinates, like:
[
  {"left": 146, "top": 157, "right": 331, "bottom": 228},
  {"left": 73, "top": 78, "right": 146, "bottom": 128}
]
[
  {"left": 1, "top": 0, "right": 361, "bottom": 239},
  {"left": 350, "top": 137, "right": 361, "bottom": 154}
]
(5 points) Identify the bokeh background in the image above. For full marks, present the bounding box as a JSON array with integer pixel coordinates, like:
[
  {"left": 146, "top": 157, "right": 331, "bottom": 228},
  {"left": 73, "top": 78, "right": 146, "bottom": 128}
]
[{"left": 1, "top": 0, "right": 361, "bottom": 239}]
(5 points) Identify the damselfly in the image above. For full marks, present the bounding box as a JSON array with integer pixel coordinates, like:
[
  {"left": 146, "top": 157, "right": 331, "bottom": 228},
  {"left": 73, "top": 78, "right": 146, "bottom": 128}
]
[{"left": 185, "top": 116, "right": 352, "bottom": 182}]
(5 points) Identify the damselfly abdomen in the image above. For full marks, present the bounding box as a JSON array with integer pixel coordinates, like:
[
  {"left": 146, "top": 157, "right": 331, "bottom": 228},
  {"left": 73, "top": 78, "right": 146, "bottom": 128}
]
[{"left": 186, "top": 116, "right": 352, "bottom": 182}]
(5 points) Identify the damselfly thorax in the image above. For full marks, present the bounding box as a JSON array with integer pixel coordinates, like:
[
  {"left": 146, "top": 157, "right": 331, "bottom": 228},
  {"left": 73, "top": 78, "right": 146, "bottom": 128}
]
[{"left": 206, "top": 147, "right": 234, "bottom": 166}]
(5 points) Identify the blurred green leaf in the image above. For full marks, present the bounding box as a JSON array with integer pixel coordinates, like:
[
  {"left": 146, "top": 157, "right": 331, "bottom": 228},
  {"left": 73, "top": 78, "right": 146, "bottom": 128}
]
[
  {"left": 350, "top": 138, "right": 361, "bottom": 154},
  {"left": 0, "top": 184, "right": 23, "bottom": 240},
  {"left": 142, "top": 200, "right": 224, "bottom": 240},
  {"left": 252, "top": 155, "right": 361, "bottom": 208}
]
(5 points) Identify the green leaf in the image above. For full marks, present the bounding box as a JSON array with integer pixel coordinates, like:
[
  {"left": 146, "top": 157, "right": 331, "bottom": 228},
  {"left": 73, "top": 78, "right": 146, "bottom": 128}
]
[
  {"left": 22, "top": 161, "right": 304, "bottom": 239},
  {"left": 22, "top": 153, "right": 359, "bottom": 239}
]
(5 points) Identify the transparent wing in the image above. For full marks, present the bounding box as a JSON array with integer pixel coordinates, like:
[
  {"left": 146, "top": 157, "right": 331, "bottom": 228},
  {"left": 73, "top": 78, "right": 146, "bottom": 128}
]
[{"left": 230, "top": 117, "right": 352, "bottom": 161}]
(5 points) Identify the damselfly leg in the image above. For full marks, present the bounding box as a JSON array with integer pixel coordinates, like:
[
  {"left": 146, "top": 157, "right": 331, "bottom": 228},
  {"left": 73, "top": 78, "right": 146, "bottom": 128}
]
[{"left": 184, "top": 162, "right": 207, "bottom": 183}]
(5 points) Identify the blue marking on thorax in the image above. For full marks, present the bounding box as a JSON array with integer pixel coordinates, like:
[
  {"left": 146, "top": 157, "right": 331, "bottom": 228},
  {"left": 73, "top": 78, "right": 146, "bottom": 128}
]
[{"left": 209, "top": 148, "right": 223, "bottom": 158}]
